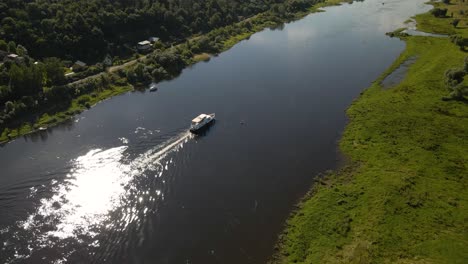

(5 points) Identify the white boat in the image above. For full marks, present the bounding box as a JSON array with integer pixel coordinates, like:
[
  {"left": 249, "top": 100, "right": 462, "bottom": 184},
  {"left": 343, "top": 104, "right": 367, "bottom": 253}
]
[
  {"left": 149, "top": 83, "right": 158, "bottom": 92},
  {"left": 190, "top": 113, "right": 215, "bottom": 133}
]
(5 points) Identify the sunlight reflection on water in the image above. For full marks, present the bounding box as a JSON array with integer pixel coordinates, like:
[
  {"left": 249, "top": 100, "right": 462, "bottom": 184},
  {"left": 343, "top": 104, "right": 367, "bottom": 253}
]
[
  {"left": 24, "top": 146, "right": 131, "bottom": 239},
  {"left": 5, "top": 131, "right": 192, "bottom": 263}
]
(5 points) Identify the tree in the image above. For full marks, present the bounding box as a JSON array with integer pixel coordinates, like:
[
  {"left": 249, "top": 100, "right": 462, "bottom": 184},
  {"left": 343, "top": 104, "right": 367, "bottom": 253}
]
[
  {"left": 209, "top": 13, "right": 222, "bottom": 28},
  {"left": 4, "top": 101, "right": 14, "bottom": 114},
  {"left": 451, "top": 19, "right": 460, "bottom": 28},
  {"left": 451, "top": 35, "right": 468, "bottom": 51},
  {"left": 103, "top": 54, "right": 113, "bottom": 68},
  {"left": 1, "top": 17, "right": 17, "bottom": 37},
  {"left": 431, "top": 8, "right": 447, "bottom": 18},
  {"left": 464, "top": 57, "right": 468, "bottom": 73},
  {"left": 43, "top": 57, "right": 66, "bottom": 86},
  {"left": 151, "top": 67, "right": 168, "bottom": 81},
  {"left": 445, "top": 68, "right": 465, "bottom": 86},
  {"left": 444, "top": 82, "right": 468, "bottom": 101},
  {"left": 16, "top": 45, "right": 28, "bottom": 56},
  {"left": 45, "top": 85, "right": 71, "bottom": 103},
  {"left": 444, "top": 66, "right": 468, "bottom": 101},
  {"left": 126, "top": 68, "right": 137, "bottom": 83},
  {"left": 0, "top": 39, "right": 7, "bottom": 51},
  {"left": 7, "top": 41, "right": 16, "bottom": 54},
  {"left": 100, "top": 75, "right": 110, "bottom": 88},
  {"left": 127, "top": 63, "right": 151, "bottom": 84},
  {"left": 154, "top": 51, "right": 186, "bottom": 75},
  {"left": 0, "top": 85, "right": 11, "bottom": 103},
  {"left": 288, "top": 0, "right": 309, "bottom": 12},
  {"left": 9, "top": 64, "right": 44, "bottom": 97}
]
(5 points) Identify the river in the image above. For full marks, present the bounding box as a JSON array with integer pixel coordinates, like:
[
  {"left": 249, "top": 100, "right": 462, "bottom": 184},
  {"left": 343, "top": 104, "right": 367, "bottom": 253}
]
[{"left": 0, "top": 0, "right": 431, "bottom": 263}]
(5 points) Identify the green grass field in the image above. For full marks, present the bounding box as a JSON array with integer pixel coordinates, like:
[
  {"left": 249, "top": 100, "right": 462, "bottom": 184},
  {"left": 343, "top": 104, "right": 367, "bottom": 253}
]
[
  {"left": 416, "top": 0, "right": 467, "bottom": 37},
  {"left": 274, "top": 1, "right": 468, "bottom": 263}
]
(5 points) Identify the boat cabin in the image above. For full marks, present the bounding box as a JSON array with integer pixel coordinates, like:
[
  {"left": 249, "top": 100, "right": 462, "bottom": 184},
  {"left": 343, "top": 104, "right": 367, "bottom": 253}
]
[{"left": 191, "top": 114, "right": 209, "bottom": 125}]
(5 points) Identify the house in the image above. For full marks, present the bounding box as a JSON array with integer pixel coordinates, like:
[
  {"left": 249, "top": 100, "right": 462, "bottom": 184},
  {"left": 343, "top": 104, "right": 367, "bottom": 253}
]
[
  {"left": 4, "top": 53, "right": 23, "bottom": 63},
  {"left": 148, "top": 37, "right": 160, "bottom": 43},
  {"left": 7, "top": 54, "right": 19, "bottom": 60},
  {"left": 137, "top": 40, "right": 152, "bottom": 52},
  {"left": 72, "top": 60, "right": 87, "bottom": 71}
]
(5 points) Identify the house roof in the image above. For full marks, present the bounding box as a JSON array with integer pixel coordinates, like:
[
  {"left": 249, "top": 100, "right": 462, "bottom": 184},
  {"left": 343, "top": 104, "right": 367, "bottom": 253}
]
[
  {"left": 7, "top": 54, "right": 18, "bottom": 58},
  {"left": 138, "top": 40, "right": 151, "bottom": 46},
  {"left": 74, "top": 60, "right": 87, "bottom": 67}
]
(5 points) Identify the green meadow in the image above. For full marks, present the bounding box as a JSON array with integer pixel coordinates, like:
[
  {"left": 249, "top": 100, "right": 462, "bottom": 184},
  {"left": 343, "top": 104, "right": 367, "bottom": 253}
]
[{"left": 274, "top": 1, "right": 468, "bottom": 263}]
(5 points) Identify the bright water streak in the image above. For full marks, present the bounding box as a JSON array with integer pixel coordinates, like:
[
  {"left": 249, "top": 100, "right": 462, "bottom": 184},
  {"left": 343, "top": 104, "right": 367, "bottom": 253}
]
[{"left": 2, "top": 131, "right": 192, "bottom": 263}]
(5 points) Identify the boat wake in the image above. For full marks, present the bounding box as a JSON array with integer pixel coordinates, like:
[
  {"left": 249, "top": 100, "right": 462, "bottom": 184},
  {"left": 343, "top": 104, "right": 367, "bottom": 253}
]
[{"left": 0, "top": 130, "right": 193, "bottom": 264}]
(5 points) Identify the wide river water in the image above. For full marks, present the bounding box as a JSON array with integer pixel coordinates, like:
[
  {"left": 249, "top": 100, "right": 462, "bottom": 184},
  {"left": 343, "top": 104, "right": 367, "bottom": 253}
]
[{"left": 0, "top": 0, "right": 431, "bottom": 263}]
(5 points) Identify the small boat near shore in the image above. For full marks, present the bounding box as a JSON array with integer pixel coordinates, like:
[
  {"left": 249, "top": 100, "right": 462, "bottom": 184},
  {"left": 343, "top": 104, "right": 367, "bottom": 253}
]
[
  {"left": 149, "top": 83, "right": 158, "bottom": 92},
  {"left": 190, "top": 113, "right": 215, "bottom": 133}
]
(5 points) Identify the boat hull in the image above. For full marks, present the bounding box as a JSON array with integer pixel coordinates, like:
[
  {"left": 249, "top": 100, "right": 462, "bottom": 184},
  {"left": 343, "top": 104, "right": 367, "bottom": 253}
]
[{"left": 189, "top": 119, "right": 215, "bottom": 134}]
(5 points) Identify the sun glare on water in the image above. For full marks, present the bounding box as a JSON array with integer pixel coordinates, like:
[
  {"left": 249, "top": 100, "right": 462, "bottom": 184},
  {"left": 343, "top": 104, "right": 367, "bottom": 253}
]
[{"left": 8, "top": 131, "right": 192, "bottom": 262}]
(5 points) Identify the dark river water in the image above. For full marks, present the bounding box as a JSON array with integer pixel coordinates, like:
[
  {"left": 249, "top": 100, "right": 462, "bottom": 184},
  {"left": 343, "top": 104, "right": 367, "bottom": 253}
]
[{"left": 0, "top": 1, "right": 430, "bottom": 263}]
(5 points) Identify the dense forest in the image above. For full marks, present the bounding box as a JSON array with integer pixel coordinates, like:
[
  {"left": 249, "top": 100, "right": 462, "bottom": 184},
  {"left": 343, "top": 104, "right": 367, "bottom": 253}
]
[{"left": 0, "top": 0, "right": 312, "bottom": 62}]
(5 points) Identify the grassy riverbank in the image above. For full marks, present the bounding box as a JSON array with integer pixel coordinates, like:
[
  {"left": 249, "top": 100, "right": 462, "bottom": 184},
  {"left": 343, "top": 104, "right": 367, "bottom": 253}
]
[
  {"left": 273, "top": 1, "right": 468, "bottom": 263},
  {"left": 0, "top": 84, "right": 132, "bottom": 142},
  {"left": 415, "top": 0, "right": 468, "bottom": 37}
]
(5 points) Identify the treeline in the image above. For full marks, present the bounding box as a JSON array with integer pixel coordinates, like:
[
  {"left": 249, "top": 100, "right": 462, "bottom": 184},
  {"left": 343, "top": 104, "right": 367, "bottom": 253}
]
[{"left": 0, "top": 0, "right": 323, "bottom": 63}]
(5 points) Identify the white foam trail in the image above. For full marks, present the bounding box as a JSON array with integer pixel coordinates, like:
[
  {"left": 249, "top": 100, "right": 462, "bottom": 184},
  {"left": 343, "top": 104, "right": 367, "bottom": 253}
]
[{"left": 144, "top": 131, "right": 191, "bottom": 165}]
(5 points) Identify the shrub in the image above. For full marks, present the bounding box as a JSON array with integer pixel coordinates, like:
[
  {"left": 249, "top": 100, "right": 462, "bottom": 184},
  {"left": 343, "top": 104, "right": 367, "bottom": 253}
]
[
  {"left": 443, "top": 83, "right": 468, "bottom": 101},
  {"left": 445, "top": 68, "right": 465, "bottom": 86},
  {"left": 151, "top": 67, "right": 168, "bottom": 81},
  {"left": 451, "top": 19, "right": 460, "bottom": 28},
  {"left": 46, "top": 117, "right": 57, "bottom": 124},
  {"left": 431, "top": 8, "right": 447, "bottom": 18},
  {"left": 450, "top": 35, "right": 468, "bottom": 51},
  {"left": 77, "top": 95, "right": 91, "bottom": 105}
]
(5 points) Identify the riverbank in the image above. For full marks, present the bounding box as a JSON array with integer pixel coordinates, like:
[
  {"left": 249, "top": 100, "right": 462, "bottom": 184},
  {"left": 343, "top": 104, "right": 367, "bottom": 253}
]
[
  {"left": 0, "top": 84, "right": 132, "bottom": 142},
  {"left": 273, "top": 1, "right": 467, "bottom": 263},
  {"left": 0, "top": 0, "right": 353, "bottom": 144}
]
